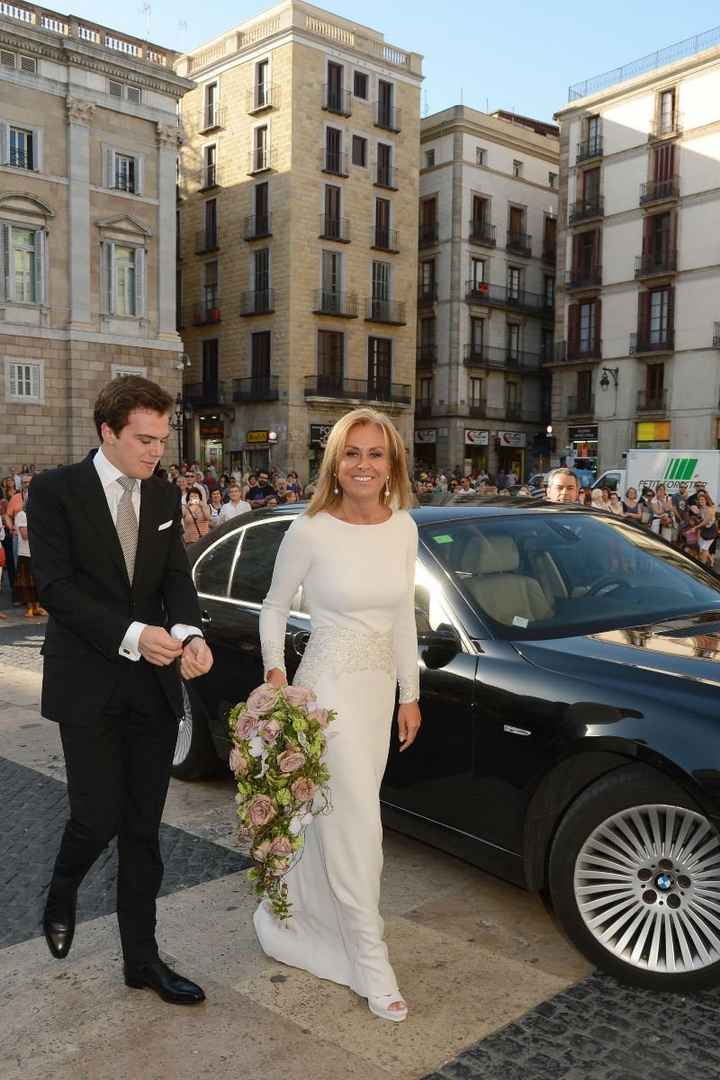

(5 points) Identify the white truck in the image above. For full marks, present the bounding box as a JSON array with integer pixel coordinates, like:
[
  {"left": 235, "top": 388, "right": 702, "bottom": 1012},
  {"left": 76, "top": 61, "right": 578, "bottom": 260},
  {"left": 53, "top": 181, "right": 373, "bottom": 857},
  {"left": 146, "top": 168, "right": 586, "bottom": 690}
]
[{"left": 593, "top": 449, "right": 720, "bottom": 504}]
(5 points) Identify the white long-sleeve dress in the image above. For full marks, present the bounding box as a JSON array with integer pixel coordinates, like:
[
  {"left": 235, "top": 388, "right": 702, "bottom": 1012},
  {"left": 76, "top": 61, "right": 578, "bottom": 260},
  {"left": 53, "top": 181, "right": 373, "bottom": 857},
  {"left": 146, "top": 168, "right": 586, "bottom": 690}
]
[{"left": 255, "top": 508, "right": 419, "bottom": 999}]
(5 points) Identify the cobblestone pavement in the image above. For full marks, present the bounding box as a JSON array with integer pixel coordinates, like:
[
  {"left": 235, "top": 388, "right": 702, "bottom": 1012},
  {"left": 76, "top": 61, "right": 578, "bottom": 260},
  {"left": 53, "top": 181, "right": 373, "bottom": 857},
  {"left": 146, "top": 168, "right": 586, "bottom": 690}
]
[{"left": 0, "top": 623, "right": 46, "bottom": 673}]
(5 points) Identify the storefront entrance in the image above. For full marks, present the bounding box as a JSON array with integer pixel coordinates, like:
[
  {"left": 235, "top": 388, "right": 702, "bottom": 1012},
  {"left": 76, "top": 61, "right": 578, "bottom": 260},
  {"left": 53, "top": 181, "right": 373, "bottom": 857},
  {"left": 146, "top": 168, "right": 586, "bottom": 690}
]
[
  {"left": 464, "top": 429, "right": 488, "bottom": 474},
  {"left": 567, "top": 424, "right": 599, "bottom": 477},
  {"left": 414, "top": 429, "right": 437, "bottom": 469},
  {"left": 496, "top": 431, "right": 526, "bottom": 482},
  {"left": 199, "top": 415, "right": 225, "bottom": 470}
]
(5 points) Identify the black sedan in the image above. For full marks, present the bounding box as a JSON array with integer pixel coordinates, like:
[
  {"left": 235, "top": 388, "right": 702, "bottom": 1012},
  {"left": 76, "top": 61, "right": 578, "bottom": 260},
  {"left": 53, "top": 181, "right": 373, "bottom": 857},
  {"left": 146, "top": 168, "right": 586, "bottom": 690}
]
[{"left": 175, "top": 499, "right": 720, "bottom": 993}]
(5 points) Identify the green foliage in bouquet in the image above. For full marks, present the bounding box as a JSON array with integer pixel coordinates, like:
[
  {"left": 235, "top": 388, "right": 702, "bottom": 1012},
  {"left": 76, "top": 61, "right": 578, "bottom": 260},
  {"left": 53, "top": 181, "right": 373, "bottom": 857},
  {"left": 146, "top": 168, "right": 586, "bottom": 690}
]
[{"left": 228, "top": 682, "right": 335, "bottom": 920}]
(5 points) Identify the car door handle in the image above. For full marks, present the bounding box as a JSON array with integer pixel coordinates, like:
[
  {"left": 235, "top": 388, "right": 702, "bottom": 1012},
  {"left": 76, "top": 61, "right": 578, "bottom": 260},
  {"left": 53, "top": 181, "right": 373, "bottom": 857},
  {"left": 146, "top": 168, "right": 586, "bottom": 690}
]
[
  {"left": 292, "top": 631, "right": 310, "bottom": 656},
  {"left": 200, "top": 610, "right": 212, "bottom": 625}
]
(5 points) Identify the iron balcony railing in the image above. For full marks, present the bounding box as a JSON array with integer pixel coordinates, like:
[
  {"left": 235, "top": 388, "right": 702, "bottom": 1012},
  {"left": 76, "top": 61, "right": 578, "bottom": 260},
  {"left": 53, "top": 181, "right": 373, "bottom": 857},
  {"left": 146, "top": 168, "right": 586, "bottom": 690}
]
[
  {"left": 630, "top": 330, "right": 674, "bottom": 354},
  {"left": 192, "top": 297, "right": 221, "bottom": 325},
  {"left": 569, "top": 198, "right": 604, "bottom": 225},
  {"left": 319, "top": 214, "right": 350, "bottom": 242},
  {"left": 649, "top": 115, "right": 683, "bottom": 141},
  {"left": 199, "top": 163, "right": 220, "bottom": 189},
  {"left": 419, "top": 222, "right": 439, "bottom": 248},
  {"left": 195, "top": 228, "right": 219, "bottom": 254},
  {"left": 244, "top": 213, "right": 272, "bottom": 240},
  {"left": 415, "top": 401, "right": 433, "bottom": 417},
  {"left": 465, "top": 280, "right": 554, "bottom": 316},
  {"left": 418, "top": 282, "right": 437, "bottom": 305},
  {"left": 313, "top": 290, "right": 359, "bottom": 317},
  {"left": 506, "top": 230, "right": 532, "bottom": 257},
  {"left": 374, "top": 102, "right": 401, "bottom": 132},
  {"left": 567, "top": 394, "right": 596, "bottom": 417},
  {"left": 469, "top": 220, "right": 496, "bottom": 247},
  {"left": 232, "top": 376, "right": 279, "bottom": 402},
  {"left": 322, "top": 83, "right": 352, "bottom": 116},
  {"left": 239, "top": 289, "right": 274, "bottom": 315},
  {"left": 637, "top": 389, "right": 668, "bottom": 412},
  {"left": 566, "top": 264, "right": 602, "bottom": 289},
  {"left": 248, "top": 146, "right": 273, "bottom": 174},
  {"left": 542, "top": 244, "right": 557, "bottom": 265},
  {"left": 463, "top": 344, "right": 543, "bottom": 370},
  {"left": 374, "top": 162, "right": 398, "bottom": 189},
  {"left": 371, "top": 225, "right": 400, "bottom": 252},
  {"left": 184, "top": 381, "right": 229, "bottom": 405},
  {"left": 468, "top": 400, "right": 488, "bottom": 418},
  {"left": 247, "top": 84, "right": 277, "bottom": 113},
  {"left": 198, "top": 104, "right": 226, "bottom": 131},
  {"left": 321, "top": 148, "right": 349, "bottom": 177},
  {"left": 635, "top": 249, "right": 677, "bottom": 278},
  {"left": 576, "top": 137, "right": 603, "bottom": 163},
  {"left": 5, "top": 148, "right": 33, "bottom": 169},
  {"left": 553, "top": 339, "right": 603, "bottom": 362},
  {"left": 366, "top": 297, "right": 406, "bottom": 324},
  {"left": 416, "top": 344, "right": 437, "bottom": 368},
  {"left": 640, "top": 177, "right": 679, "bottom": 204},
  {"left": 305, "top": 376, "right": 411, "bottom": 404}
]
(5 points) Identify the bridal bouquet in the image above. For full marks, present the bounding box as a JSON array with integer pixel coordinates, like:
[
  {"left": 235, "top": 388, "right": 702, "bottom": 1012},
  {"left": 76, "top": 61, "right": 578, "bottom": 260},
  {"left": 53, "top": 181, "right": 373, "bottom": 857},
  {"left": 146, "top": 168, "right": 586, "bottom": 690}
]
[{"left": 228, "top": 683, "right": 335, "bottom": 921}]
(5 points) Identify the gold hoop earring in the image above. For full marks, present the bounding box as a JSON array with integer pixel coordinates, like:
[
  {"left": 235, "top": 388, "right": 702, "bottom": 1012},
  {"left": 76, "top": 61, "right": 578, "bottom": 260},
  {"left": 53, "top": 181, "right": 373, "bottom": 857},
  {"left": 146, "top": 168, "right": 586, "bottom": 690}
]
[
  {"left": 385, "top": 476, "right": 391, "bottom": 500},
  {"left": 333, "top": 473, "right": 339, "bottom": 496}
]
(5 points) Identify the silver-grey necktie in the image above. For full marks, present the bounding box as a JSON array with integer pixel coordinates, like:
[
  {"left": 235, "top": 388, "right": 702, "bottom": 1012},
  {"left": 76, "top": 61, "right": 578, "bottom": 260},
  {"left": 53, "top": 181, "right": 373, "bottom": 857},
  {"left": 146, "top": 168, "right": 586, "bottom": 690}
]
[{"left": 116, "top": 475, "right": 138, "bottom": 582}]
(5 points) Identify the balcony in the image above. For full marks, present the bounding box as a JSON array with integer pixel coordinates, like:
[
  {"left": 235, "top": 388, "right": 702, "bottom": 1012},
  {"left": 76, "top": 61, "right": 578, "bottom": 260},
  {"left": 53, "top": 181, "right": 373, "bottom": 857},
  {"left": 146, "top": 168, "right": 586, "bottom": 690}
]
[
  {"left": 576, "top": 137, "right": 603, "bottom": 163},
  {"left": 321, "top": 148, "right": 349, "bottom": 177},
  {"left": 415, "top": 400, "right": 433, "bottom": 417},
  {"left": 313, "top": 290, "right": 359, "bottom": 318},
  {"left": 640, "top": 177, "right": 679, "bottom": 205},
  {"left": 567, "top": 394, "right": 596, "bottom": 417},
  {"left": 469, "top": 220, "right": 496, "bottom": 247},
  {"left": 248, "top": 146, "right": 274, "bottom": 174},
  {"left": 418, "top": 282, "right": 437, "bottom": 306},
  {"left": 371, "top": 225, "right": 400, "bottom": 253},
  {"left": 468, "top": 399, "right": 488, "bottom": 418},
  {"left": 4, "top": 148, "right": 33, "bottom": 170},
  {"left": 374, "top": 103, "right": 401, "bottom": 132},
  {"left": 247, "top": 84, "right": 277, "bottom": 113},
  {"left": 635, "top": 249, "right": 677, "bottom": 279},
  {"left": 232, "top": 376, "right": 279, "bottom": 403},
  {"left": 566, "top": 264, "right": 602, "bottom": 289},
  {"left": 198, "top": 104, "right": 226, "bottom": 132},
  {"left": 569, "top": 198, "right": 604, "bottom": 225},
  {"left": 305, "top": 376, "right": 411, "bottom": 404},
  {"left": 199, "top": 164, "right": 221, "bottom": 191},
  {"left": 322, "top": 84, "right": 352, "bottom": 117},
  {"left": 630, "top": 330, "right": 674, "bottom": 355},
  {"left": 244, "top": 213, "right": 272, "bottom": 240},
  {"left": 319, "top": 214, "right": 350, "bottom": 243},
  {"left": 195, "top": 228, "right": 219, "bottom": 254},
  {"left": 542, "top": 244, "right": 557, "bottom": 266},
  {"left": 465, "top": 280, "right": 554, "bottom": 318},
  {"left": 240, "top": 289, "right": 274, "bottom": 316},
  {"left": 506, "top": 230, "right": 532, "bottom": 257},
  {"left": 416, "top": 344, "right": 437, "bottom": 369},
  {"left": 184, "top": 381, "right": 226, "bottom": 406},
  {"left": 366, "top": 298, "right": 406, "bottom": 325},
  {"left": 637, "top": 389, "right": 668, "bottom": 413},
  {"left": 463, "top": 344, "right": 543, "bottom": 370},
  {"left": 374, "top": 163, "right": 398, "bottom": 190},
  {"left": 419, "top": 222, "right": 439, "bottom": 249},
  {"left": 649, "top": 116, "right": 683, "bottom": 142},
  {"left": 192, "top": 297, "right": 221, "bottom": 325},
  {"left": 553, "top": 339, "right": 603, "bottom": 363}
]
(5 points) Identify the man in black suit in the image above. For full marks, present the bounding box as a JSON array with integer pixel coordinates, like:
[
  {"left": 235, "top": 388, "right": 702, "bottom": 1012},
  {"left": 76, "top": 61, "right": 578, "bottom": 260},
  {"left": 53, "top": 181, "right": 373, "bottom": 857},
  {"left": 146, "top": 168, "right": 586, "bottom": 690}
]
[{"left": 28, "top": 376, "right": 213, "bottom": 1005}]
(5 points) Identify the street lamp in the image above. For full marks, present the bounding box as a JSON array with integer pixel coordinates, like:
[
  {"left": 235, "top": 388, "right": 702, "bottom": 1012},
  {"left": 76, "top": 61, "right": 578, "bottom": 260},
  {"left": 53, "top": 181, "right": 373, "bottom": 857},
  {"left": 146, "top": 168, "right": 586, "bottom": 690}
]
[
  {"left": 170, "top": 392, "right": 184, "bottom": 466},
  {"left": 599, "top": 367, "right": 619, "bottom": 390}
]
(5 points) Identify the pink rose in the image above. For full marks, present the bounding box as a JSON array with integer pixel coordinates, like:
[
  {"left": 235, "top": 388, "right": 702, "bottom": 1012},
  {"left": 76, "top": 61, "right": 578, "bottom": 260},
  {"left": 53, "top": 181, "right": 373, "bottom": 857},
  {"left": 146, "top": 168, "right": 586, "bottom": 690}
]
[
  {"left": 246, "top": 685, "right": 280, "bottom": 715},
  {"left": 270, "top": 857, "right": 291, "bottom": 877},
  {"left": 291, "top": 777, "right": 317, "bottom": 803},
  {"left": 309, "top": 707, "right": 330, "bottom": 729},
  {"left": 277, "top": 749, "right": 306, "bottom": 774},
  {"left": 269, "top": 836, "right": 293, "bottom": 856},
  {"left": 234, "top": 711, "right": 261, "bottom": 740},
  {"left": 260, "top": 717, "right": 282, "bottom": 745},
  {"left": 284, "top": 685, "right": 316, "bottom": 707},
  {"left": 247, "top": 794, "right": 276, "bottom": 828},
  {"left": 229, "top": 746, "right": 249, "bottom": 775},
  {"left": 252, "top": 838, "right": 272, "bottom": 862}
]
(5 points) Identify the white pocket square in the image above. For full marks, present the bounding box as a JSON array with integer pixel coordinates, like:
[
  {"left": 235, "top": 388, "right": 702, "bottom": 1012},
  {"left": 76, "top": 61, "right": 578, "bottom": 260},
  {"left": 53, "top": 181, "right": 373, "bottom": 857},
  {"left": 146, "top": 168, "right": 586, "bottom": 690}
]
[{"left": 158, "top": 520, "right": 173, "bottom": 531}]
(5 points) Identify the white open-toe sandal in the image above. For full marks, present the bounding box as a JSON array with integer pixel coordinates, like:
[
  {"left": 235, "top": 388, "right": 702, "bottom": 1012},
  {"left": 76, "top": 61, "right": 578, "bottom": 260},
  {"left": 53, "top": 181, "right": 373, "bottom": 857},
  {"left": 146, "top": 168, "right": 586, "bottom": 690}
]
[{"left": 368, "top": 993, "right": 408, "bottom": 1022}]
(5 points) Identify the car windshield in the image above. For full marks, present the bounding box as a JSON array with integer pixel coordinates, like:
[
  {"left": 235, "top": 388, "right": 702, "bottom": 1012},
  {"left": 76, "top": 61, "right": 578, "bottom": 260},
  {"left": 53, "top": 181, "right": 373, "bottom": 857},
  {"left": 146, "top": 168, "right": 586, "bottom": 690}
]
[{"left": 421, "top": 511, "right": 720, "bottom": 640}]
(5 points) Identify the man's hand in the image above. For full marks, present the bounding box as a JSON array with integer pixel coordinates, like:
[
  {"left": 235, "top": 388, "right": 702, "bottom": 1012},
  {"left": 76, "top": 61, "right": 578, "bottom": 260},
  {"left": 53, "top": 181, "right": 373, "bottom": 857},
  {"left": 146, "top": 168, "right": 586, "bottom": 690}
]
[
  {"left": 398, "top": 702, "right": 422, "bottom": 752},
  {"left": 139, "top": 626, "right": 184, "bottom": 667},
  {"left": 180, "top": 637, "right": 214, "bottom": 680}
]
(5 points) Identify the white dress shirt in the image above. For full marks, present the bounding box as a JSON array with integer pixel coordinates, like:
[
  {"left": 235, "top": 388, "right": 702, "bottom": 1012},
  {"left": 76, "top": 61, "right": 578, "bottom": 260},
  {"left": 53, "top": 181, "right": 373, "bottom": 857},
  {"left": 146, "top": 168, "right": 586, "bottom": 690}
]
[
  {"left": 218, "top": 499, "right": 251, "bottom": 524},
  {"left": 94, "top": 447, "right": 201, "bottom": 662}
]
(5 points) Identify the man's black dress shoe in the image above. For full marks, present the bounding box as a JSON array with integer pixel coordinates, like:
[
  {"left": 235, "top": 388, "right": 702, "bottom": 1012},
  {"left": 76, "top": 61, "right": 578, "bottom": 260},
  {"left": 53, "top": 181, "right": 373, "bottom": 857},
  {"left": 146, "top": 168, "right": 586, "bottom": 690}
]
[
  {"left": 124, "top": 958, "right": 206, "bottom": 1005},
  {"left": 43, "top": 889, "right": 77, "bottom": 959}
]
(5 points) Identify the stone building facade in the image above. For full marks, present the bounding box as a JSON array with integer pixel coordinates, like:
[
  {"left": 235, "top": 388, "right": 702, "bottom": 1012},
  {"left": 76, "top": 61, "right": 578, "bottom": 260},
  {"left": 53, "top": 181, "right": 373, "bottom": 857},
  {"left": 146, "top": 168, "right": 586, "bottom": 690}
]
[
  {"left": 0, "top": 5, "right": 192, "bottom": 472},
  {"left": 174, "top": 0, "right": 422, "bottom": 476}
]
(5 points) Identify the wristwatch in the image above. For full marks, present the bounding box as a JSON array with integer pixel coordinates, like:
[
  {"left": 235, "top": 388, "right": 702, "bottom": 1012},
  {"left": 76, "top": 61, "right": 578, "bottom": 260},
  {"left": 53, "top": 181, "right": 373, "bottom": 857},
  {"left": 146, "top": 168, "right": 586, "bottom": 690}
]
[{"left": 181, "top": 633, "right": 204, "bottom": 649}]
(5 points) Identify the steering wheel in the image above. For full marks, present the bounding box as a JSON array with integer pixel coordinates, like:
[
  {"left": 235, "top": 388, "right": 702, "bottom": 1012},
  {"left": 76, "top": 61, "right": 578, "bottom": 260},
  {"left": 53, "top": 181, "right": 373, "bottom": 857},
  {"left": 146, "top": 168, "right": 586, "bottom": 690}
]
[{"left": 587, "top": 575, "right": 626, "bottom": 597}]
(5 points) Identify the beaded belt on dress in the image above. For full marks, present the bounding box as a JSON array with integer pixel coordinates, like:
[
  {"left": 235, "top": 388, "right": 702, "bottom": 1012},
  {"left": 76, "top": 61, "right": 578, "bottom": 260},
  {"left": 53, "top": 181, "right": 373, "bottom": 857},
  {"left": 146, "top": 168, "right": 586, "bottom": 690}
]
[{"left": 295, "top": 626, "right": 395, "bottom": 689}]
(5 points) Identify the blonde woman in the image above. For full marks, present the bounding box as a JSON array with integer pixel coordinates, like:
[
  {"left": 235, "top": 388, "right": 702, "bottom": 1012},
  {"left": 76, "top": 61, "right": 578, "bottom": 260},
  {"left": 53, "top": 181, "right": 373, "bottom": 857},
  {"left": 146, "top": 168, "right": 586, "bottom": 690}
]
[{"left": 256, "top": 407, "right": 421, "bottom": 1023}]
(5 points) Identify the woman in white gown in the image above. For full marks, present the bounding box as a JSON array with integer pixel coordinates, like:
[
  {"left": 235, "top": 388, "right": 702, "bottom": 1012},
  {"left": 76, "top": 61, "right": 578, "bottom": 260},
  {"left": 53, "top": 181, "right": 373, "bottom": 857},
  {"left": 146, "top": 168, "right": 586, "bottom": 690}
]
[{"left": 255, "top": 407, "right": 422, "bottom": 1022}]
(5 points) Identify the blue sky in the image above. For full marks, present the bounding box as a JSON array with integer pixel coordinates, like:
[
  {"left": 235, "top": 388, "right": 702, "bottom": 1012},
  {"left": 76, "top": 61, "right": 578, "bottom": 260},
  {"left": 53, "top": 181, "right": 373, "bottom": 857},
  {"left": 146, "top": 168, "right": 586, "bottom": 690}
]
[{"left": 70, "top": 0, "right": 720, "bottom": 122}]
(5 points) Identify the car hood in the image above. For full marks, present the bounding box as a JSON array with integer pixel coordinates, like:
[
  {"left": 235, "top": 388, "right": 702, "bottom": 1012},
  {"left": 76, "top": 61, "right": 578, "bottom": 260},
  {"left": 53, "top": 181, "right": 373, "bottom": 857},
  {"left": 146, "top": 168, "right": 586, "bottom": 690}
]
[{"left": 514, "top": 611, "right": 720, "bottom": 691}]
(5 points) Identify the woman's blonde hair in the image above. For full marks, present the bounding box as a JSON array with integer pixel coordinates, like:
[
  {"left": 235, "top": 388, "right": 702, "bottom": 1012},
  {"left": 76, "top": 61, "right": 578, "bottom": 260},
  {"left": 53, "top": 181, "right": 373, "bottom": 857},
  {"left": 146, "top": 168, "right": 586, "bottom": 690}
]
[{"left": 306, "top": 407, "right": 413, "bottom": 517}]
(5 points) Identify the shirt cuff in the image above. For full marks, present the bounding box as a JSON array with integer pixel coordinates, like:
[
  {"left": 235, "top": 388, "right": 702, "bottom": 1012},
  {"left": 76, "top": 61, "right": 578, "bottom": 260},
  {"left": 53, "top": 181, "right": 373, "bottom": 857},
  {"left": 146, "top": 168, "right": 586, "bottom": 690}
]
[
  {"left": 119, "top": 621, "right": 147, "bottom": 662},
  {"left": 171, "top": 624, "right": 204, "bottom": 643}
]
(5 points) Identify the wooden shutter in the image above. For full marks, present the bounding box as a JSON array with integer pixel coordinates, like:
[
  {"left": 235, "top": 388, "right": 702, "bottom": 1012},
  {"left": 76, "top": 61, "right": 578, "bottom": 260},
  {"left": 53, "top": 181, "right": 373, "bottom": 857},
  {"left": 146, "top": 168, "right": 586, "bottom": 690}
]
[
  {"left": 567, "top": 302, "right": 579, "bottom": 354},
  {"left": 33, "top": 229, "right": 45, "bottom": 305},
  {"left": 134, "top": 248, "right": 145, "bottom": 317},
  {"left": 591, "top": 229, "right": 600, "bottom": 269},
  {"left": 667, "top": 285, "right": 675, "bottom": 340},
  {"left": 0, "top": 223, "right": 8, "bottom": 300},
  {"left": 593, "top": 297, "right": 602, "bottom": 354},
  {"left": 103, "top": 241, "right": 114, "bottom": 314},
  {"left": 0, "top": 121, "right": 7, "bottom": 165},
  {"left": 642, "top": 216, "right": 653, "bottom": 257},
  {"left": 571, "top": 233, "right": 581, "bottom": 273},
  {"left": 105, "top": 147, "right": 115, "bottom": 188},
  {"left": 637, "top": 290, "right": 649, "bottom": 341}
]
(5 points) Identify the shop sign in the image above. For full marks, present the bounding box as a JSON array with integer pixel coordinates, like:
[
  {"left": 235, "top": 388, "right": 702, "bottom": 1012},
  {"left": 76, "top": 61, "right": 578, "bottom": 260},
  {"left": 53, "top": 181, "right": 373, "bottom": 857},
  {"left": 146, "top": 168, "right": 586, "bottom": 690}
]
[
  {"left": 464, "top": 429, "right": 489, "bottom": 445},
  {"left": 415, "top": 429, "right": 437, "bottom": 444},
  {"left": 309, "top": 423, "right": 334, "bottom": 448},
  {"left": 246, "top": 430, "right": 270, "bottom": 444},
  {"left": 569, "top": 425, "right": 598, "bottom": 442},
  {"left": 497, "top": 431, "right": 526, "bottom": 448},
  {"left": 200, "top": 419, "right": 224, "bottom": 438}
]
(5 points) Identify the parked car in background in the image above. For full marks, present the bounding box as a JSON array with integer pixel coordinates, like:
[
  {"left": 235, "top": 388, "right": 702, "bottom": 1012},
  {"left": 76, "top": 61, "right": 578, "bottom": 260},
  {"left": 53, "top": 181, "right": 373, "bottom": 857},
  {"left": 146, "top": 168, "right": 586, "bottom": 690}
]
[{"left": 178, "top": 500, "right": 720, "bottom": 993}]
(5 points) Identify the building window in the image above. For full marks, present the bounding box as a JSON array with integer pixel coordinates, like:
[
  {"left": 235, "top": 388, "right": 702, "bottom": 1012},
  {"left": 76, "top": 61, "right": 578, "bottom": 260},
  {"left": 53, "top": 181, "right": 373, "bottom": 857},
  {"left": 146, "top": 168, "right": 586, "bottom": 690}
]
[
  {"left": 254, "top": 248, "right": 270, "bottom": 300},
  {"left": 470, "top": 317, "right": 485, "bottom": 352},
  {"left": 507, "top": 323, "right": 521, "bottom": 359},
  {"left": 321, "top": 249, "right": 342, "bottom": 297},
  {"left": 476, "top": 147, "right": 487, "bottom": 167},
  {"left": 646, "top": 362, "right": 664, "bottom": 400},
  {"left": 469, "top": 377, "right": 484, "bottom": 407},
  {"left": 471, "top": 257, "right": 485, "bottom": 288},
  {"left": 586, "top": 115, "right": 600, "bottom": 149},
  {"left": 255, "top": 60, "right": 270, "bottom": 109},
  {"left": 507, "top": 266, "right": 522, "bottom": 299},
  {"left": 7, "top": 125, "right": 35, "bottom": 170},
  {"left": 251, "top": 330, "right": 271, "bottom": 381},
  {"left": 513, "top": 159, "right": 523, "bottom": 177},
  {"left": 103, "top": 242, "right": 144, "bottom": 318},
  {"left": 105, "top": 148, "right": 142, "bottom": 194},
  {"left": 352, "top": 135, "right": 367, "bottom": 167},
  {"left": 6, "top": 360, "right": 42, "bottom": 402},
  {"left": 649, "top": 288, "right": 670, "bottom": 345},
  {"left": 108, "top": 79, "right": 142, "bottom": 104},
  {"left": 203, "top": 144, "right": 217, "bottom": 187},
  {"left": 353, "top": 71, "right": 368, "bottom": 99},
  {"left": 372, "top": 260, "right": 390, "bottom": 300},
  {"left": 544, "top": 275, "right": 555, "bottom": 306},
  {"left": 376, "top": 142, "right": 393, "bottom": 187},
  {"left": 252, "top": 125, "right": 269, "bottom": 172},
  {"left": 659, "top": 88, "right": 676, "bottom": 134},
  {"left": 318, "top": 330, "right": 344, "bottom": 381},
  {"left": 202, "top": 338, "right": 219, "bottom": 394},
  {"left": 0, "top": 223, "right": 44, "bottom": 304},
  {"left": 205, "top": 82, "right": 219, "bottom": 129},
  {"left": 424, "top": 149, "right": 435, "bottom": 169},
  {"left": 368, "top": 337, "right": 392, "bottom": 398},
  {"left": 579, "top": 300, "right": 597, "bottom": 353},
  {"left": 420, "top": 258, "right": 435, "bottom": 300},
  {"left": 548, "top": 171, "right": 557, "bottom": 189}
]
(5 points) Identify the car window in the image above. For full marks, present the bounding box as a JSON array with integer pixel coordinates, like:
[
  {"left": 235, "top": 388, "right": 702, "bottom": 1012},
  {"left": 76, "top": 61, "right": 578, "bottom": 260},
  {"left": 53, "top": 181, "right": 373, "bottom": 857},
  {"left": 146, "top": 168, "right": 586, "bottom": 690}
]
[
  {"left": 421, "top": 512, "right": 720, "bottom": 640},
  {"left": 230, "top": 519, "right": 293, "bottom": 605},
  {"left": 194, "top": 532, "right": 240, "bottom": 598}
]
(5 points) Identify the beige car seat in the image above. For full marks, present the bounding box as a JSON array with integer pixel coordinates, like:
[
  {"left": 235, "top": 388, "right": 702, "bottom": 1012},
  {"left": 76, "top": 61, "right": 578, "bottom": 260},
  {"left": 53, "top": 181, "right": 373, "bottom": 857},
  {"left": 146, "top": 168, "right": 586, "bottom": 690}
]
[{"left": 459, "top": 534, "right": 554, "bottom": 625}]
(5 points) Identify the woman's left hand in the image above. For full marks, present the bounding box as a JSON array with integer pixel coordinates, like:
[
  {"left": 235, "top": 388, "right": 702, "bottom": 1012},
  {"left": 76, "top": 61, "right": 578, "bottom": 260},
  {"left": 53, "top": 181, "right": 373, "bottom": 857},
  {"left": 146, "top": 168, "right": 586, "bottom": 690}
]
[{"left": 398, "top": 702, "right": 422, "bottom": 751}]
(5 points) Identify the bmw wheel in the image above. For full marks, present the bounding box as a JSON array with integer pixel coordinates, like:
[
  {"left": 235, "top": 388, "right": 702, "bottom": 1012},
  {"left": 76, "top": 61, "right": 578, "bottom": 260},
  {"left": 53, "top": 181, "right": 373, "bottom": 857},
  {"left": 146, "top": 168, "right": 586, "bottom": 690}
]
[
  {"left": 171, "top": 681, "right": 220, "bottom": 780},
  {"left": 549, "top": 764, "right": 720, "bottom": 991}
]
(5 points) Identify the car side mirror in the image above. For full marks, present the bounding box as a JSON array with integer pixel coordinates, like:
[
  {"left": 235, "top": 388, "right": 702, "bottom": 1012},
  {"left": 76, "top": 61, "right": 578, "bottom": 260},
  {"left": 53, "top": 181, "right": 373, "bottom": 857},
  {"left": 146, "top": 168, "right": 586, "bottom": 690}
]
[{"left": 418, "top": 622, "right": 461, "bottom": 651}]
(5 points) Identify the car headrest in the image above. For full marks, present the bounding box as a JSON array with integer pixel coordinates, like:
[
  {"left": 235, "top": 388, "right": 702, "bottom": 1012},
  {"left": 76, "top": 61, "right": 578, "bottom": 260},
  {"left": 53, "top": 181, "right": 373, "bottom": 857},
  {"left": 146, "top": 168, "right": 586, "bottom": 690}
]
[{"left": 460, "top": 535, "right": 520, "bottom": 575}]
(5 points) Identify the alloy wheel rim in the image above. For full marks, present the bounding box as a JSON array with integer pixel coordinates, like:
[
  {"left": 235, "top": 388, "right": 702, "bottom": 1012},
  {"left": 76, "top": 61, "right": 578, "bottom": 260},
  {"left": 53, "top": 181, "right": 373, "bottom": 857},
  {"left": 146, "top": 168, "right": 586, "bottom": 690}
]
[
  {"left": 173, "top": 684, "right": 193, "bottom": 766},
  {"left": 574, "top": 803, "right": 720, "bottom": 974}
]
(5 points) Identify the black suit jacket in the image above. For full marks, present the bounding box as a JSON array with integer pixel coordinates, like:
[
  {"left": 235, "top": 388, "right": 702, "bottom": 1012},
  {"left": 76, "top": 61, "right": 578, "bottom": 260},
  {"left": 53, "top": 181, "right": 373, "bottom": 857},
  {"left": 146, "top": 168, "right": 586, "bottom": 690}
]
[{"left": 27, "top": 451, "right": 202, "bottom": 726}]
